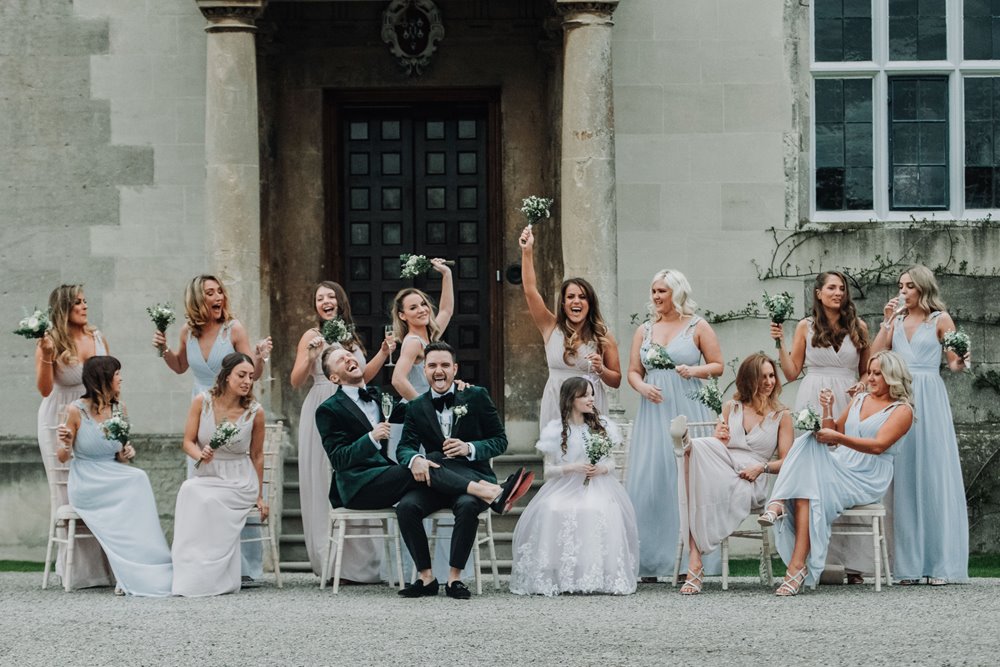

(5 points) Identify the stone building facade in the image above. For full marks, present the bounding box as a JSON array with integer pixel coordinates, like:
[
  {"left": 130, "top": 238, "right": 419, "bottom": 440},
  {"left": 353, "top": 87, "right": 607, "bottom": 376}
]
[{"left": 2, "top": 0, "right": 999, "bottom": 559}]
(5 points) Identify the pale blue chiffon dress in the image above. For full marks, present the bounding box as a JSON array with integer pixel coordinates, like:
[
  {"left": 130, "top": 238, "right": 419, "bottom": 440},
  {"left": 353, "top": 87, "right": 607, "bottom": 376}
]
[
  {"left": 890, "top": 313, "right": 969, "bottom": 582},
  {"left": 185, "top": 320, "right": 262, "bottom": 579},
  {"left": 626, "top": 317, "right": 718, "bottom": 578},
  {"left": 769, "top": 394, "right": 906, "bottom": 588},
  {"left": 67, "top": 400, "right": 172, "bottom": 596}
]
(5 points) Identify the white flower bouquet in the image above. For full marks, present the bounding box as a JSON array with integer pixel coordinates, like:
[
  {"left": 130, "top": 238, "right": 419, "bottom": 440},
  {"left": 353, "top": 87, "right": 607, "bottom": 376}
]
[
  {"left": 195, "top": 421, "right": 240, "bottom": 468},
  {"left": 520, "top": 195, "right": 554, "bottom": 228},
  {"left": 399, "top": 254, "right": 455, "bottom": 279},
  {"left": 688, "top": 377, "right": 723, "bottom": 416},
  {"left": 793, "top": 406, "right": 821, "bottom": 432},
  {"left": 102, "top": 407, "right": 131, "bottom": 446},
  {"left": 13, "top": 308, "right": 51, "bottom": 340},
  {"left": 762, "top": 291, "right": 795, "bottom": 348},
  {"left": 645, "top": 343, "right": 676, "bottom": 370},
  {"left": 942, "top": 329, "right": 971, "bottom": 359},
  {"left": 582, "top": 428, "right": 614, "bottom": 486},
  {"left": 146, "top": 303, "right": 176, "bottom": 357},
  {"left": 321, "top": 317, "right": 354, "bottom": 346}
]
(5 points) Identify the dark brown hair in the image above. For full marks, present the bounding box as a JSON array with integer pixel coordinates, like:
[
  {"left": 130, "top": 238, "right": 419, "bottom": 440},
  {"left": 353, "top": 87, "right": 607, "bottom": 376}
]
[
  {"left": 210, "top": 352, "right": 256, "bottom": 409},
  {"left": 555, "top": 278, "right": 611, "bottom": 366},
  {"left": 81, "top": 355, "right": 122, "bottom": 415},
  {"left": 811, "top": 271, "right": 869, "bottom": 352},
  {"left": 557, "top": 377, "right": 606, "bottom": 455},
  {"left": 314, "top": 281, "right": 364, "bottom": 354}
]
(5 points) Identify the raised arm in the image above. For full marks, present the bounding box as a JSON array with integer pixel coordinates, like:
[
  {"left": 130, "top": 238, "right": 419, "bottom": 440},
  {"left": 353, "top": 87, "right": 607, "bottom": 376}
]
[
  {"left": 391, "top": 336, "right": 425, "bottom": 400},
  {"left": 229, "top": 320, "right": 265, "bottom": 380},
  {"left": 767, "top": 411, "right": 795, "bottom": 473},
  {"left": 518, "top": 226, "right": 557, "bottom": 337},
  {"left": 775, "top": 319, "right": 808, "bottom": 382},
  {"left": 870, "top": 296, "right": 899, "bottom": 355},
  {"left": 290, "top": 328, "right": 324, "bottom": 389},
  {"left": 431, "top": 258, "right": 454, "bottom": 332}
]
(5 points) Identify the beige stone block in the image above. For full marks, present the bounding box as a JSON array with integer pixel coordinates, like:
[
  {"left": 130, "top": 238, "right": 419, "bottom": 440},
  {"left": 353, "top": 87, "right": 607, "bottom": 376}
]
[
  {"left": 616, "top": 183, "right": 662, "bottom": 232},
  {"left": 722, "top": 183, "right": 787, "bottom": 231},
  {"left": 152, "top": 53, "right": 207, "bottom": 98},
  {"left": 652, "top": 0, "right": 719, "bottom": 40},
  {"left": 700, "top": 40, "right": 784, "bottom": 84},
  {"left": 723, "top": 84, "right": 792, "bottom": 132},
  {"left": 612, "top": 39, "right": 642, "bottom": 85},
  {"left": 74, "top": 0, "right": 146, "bottom": 19},
  {"left": 112, "top": 15, "right": 178, "bottom": 55},
  {"left": 616, "top": 134, "right": 691, "bottom": 184},
  {"left": 689, "top": 133, "right": 784, "bottom": 184},
  {"left": 615, "top": 85, "right": 663, "bottom": 134},
  {"left": 639, "top": 41, "right": 703, "bottom": 85},
  {"left": 90, "top": 55, "right": 154, "bottom": 100},
  {"left": 176, "top": 98, "right": 206, "bottom": 144},
  {"left": 663, "top": 83, "right": 724, "bottom": 133},
  {"left": 660, "top": 183, "right": 722, "bottom": 230},
  {"left": 111, "top": 98, "right": 178, "bottom": 144},
  {"left": 612, "top": 0, "right": 657, "bottom": 41},
  {"left": 717, "top": 0, "right": 783, "bottom": 40}
]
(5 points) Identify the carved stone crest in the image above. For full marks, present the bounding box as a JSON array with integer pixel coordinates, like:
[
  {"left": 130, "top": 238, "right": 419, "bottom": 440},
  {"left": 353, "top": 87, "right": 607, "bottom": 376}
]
[{"left": 381, "top": 0, "right": 445, "bottom": 76}]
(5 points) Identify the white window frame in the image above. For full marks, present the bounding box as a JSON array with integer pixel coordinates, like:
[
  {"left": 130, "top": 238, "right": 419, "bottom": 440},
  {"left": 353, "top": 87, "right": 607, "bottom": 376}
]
[{"left": 810, "top": 0, "right": 1000, "bottom": 223}]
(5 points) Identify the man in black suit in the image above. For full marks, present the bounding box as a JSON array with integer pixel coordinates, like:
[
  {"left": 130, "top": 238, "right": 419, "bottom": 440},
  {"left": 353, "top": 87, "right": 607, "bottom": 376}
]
[
  {"left": 315, "top": 348, "right": 523, "bottom": 516},
  {"left": 395, "top": 341, "right": 534, "bottom": 599}
]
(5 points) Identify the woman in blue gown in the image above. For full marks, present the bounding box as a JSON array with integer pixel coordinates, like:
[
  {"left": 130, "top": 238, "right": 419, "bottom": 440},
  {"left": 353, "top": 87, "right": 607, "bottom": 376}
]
[
  {"left": 759, "top": 351, "right": 914, "bottom": 595},
  {"left": 871, "top": 264, "right": 970, "bottom": 585},
  {"left": 626, "top": 269, "right": 723, "bottom": 581},
  {"left": 57, "top": 356, "right": 172, "bottom": 597}
]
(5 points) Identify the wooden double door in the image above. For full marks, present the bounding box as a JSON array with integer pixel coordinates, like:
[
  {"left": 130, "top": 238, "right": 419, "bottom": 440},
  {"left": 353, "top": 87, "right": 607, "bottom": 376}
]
[{"left": 328, "top": 92, "right": 501, "bottom": 398}]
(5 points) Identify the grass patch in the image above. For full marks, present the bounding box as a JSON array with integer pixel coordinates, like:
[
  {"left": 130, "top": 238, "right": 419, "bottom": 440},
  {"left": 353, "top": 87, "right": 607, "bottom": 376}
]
[{"left": 0, "top": 560, "right": 44, "bottom": 572}]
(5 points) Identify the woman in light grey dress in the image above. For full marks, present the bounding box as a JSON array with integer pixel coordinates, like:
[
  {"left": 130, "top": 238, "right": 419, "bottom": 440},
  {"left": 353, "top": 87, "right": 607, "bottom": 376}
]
[
  {"left": 58, "top": 357, "right": 172, "bottom": 597},
  {"left": 760, "top": 351, "right": 914, "bottom": 596},
  {"left": 290, "top": 280, "right": 393, "bottom": 582},
  {"left": 35, "top": 284, "right": 114, "bottom": 589},
  {"left": 770, "top": 270, "right": 872, "bottom": 583},
  {"left": 519, "top": 226, "right": 621, "bottom": 429},
  {"left": 171, "top": 353, "right": 267, "bottom": 596},
  {"left": 676, "top": 353, "right": 792, "bottom": 594},
  {"left": 626, "top": 269, "right": 723, "bottom": 581}
]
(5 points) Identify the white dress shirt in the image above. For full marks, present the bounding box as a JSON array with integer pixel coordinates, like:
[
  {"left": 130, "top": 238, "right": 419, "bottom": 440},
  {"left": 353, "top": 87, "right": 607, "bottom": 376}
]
[
  {"left": 341, "top": 385, "right": 381, "bottom": 450},
  {"left": 409, "top": 387, "right": 476, "bottom": 467}
]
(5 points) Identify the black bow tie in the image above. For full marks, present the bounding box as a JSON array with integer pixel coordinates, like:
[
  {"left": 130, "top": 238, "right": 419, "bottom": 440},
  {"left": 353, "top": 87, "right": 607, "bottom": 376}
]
[
  {"left": 357, "top": 386, "right": 378, "bottom": 403},
  {"left": 431, "top": 392, "right": 455, "bottom": 412}
]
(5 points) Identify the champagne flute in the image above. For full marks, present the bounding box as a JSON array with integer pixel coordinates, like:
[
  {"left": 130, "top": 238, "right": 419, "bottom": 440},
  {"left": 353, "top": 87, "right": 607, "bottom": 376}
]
[
  {"left": 381, "top": 393, "right": 394, "bottom": 422},
  {"left": 56, "top": 403, "right": 69, "bottom": 429},
  {"left": 892, "top": 291, "right": 907, "bottom": 317},
  {"left": 384, "top": 325, "right": 395, "bottom": 367}
]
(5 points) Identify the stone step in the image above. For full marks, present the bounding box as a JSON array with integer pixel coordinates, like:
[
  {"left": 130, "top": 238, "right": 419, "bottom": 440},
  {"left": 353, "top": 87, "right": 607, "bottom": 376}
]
[{"left": 279, "top": 561, "right": 313, "bottom": 572}]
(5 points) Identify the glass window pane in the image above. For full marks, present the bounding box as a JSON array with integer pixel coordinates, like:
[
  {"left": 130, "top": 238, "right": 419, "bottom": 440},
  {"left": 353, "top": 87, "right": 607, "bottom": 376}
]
[
  {"left": 458, "top": 257, "right": 479, "bottom": 279},
  {"left": 381, "top": 187, "right": 401, "bottom": 210},
  {"left": 965, "top": 16, "right": 992, "bottom": 59},
  {"left": 889, "top": 0, "right": 946, "bottom": 60},
  {"left": 457, "top": 120, "right": 477, "bottom": 139},
  {"left": 917, "top": 79, "right": 947, "bottom": 120},
  {"left": 458, "top": 152, "right": 477, "bottom": 174},
  {"left": 382, "top": 257, "right": 402, "bottom": 281},
  {"left": 816, "top": 124, "right": 846, "bottom": 167},
  {"left": 815, "top": 78, "right": 872, "bottom": 211},
  {"left": 845, "top": 167, "right": 874, "bottom": 208},
  {"left": 844, "top": 0, "right": 870, "bottom": 16},
  {"left": 816, "top": 167, "right": 845, "bottom": 209},
  {"left": 843, "top": 79, "right": 872, "bottom": 121},
  {"left": 350, "top": 188, "right": 369, "bottom": 210},
  {"left": 919, "top": 165, "right": 948, "bottom": 206},
  {"left": 965, "top": 77, "right": 1000, "bottom": 207},
  {"left": 889, "top": 17, "right": 919, "bottom": 59},
  {"left": 426, "top": 187, "right": 445, "bottom": 209},
  {"left": 845, "top": 123, "right": 873, "bottom": 164},
  {"left": 458, "top": 187, "right": 478, "bottom": 209},
  {"left": 919, "top": 123, "right": 947, "bottom": 163},
  {"left": 349, "top": 121, "right": 368, "bottom": 140},
  {"left": 426, "top": 152, "right": 445, "bottom": 174},
  {"left": 816, "top": 0, "right": 844, "bottom": 19},
  {"left": 892, "top": 165, "right": 920, "bottom": 207},
  {"left": 815, "top": 1, "right": 871, "bottom": 62},
  {"left": 426, "top": 121, "right": 445, "bottom": 140},
  {"left": 350, "top": 257, "right": 371, "bottom": 280},
  {"left": 965, "top": 78, "right": 993, "bottom": 120},
  {"left": 427, "top": 221, "right": 447, "bottom": 244},
  {"left": 382, "top": 222, "right": 402, "bottom": 245},
  {"left": 381, "top": 120, "right": 400, "bottom": 140},
  {"left": 382, "top": 152, "right": 401, "bottom": 175},
  {"left": 965, "top": 120, "right": 992, "bottom": 164},
  {"left": 816, "top": 18, "right": 846, "bottom": 61},
  {"left": 350, "top": 153, "right": 369, "bottom": 175},
  {"left": 890, "top": 76, "right": 948, "bottom": 210},
  {"left": 843, "top": 18, "right": 873, "bottom": 61},
  {"left": 965, "top": 166, "right": 993, "bottom": 208},
  {"left": 815, "top": 80, "right": 844, "bottom": 122},
  {"left": 892, "top": 80, "right": 918, "bottom": 120},
  {"left": 459, "top": 221, "right": 478, "bottom": 244},
  {"left": 350, "top": 222, "right": 370, "bottom": 245},
  {"left": 893, "top": 124, "right": 920, "bottom": 163}
]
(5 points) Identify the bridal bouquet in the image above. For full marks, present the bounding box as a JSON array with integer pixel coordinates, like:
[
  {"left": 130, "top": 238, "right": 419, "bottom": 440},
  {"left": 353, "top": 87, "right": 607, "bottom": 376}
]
[
  {"left": 942, "top": 329, "right": 971, "bottom": 359},
  {"left": 582, "top": 428, "right": 614, "bottom": 486},
  {"left": 688, "top": 377, "right": 723, "bottom": 416},
  {"left": 321, "top": 317, "right": 354, "bottom": 345},
  {"left": 520, "top": 195, "right": 553, "bottom": 229},
  {"left": 146, "top": 303, "right": 176, "bottom": 357},
  {"left": 762, "top": 291, "right": 795, "bottom": 348},
  {"left": 13, "top": 308, "right": 50, "bottom": 340},
  {"left": 399, "top": 254, "right": 455, "bottom": 279},
  {"left": 195, "top": 421, "right": 239, "bottom": 468},
  {"left": 645, "top": 343, "right": 676, "bottom": 370},
  {"left": 793, "top": 406, "right": 821, "bottom": 432},
  {"left": 102, "top": 407, "right": 131, "bottom": 446}
]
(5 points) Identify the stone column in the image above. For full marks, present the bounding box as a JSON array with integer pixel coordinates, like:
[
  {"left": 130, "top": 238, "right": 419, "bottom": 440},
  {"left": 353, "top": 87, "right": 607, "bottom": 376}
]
[
  {"left": 556, "top": 1, "right": 627, "bottom": 422},
  {"left": 195, "top": 0, "right": 266, "bottom": 344},
  {"left": 556, "top": 0, "right": 619, "bottom": 313}
]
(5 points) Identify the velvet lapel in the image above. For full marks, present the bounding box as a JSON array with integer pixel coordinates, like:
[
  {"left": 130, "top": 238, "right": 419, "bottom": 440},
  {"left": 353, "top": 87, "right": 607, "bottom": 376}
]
[
  {"left": 417, "top": 393, "right": 446, "bottom": 445},
  {"left": 334, "top": 387, "right": 377, "bottom": 432},
  {"left": 451, "top": 390, "right": 471, "bottom": 441}
]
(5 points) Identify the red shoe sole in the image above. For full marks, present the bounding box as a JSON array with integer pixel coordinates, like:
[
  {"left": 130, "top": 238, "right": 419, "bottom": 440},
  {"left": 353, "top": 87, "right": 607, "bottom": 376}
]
[{"left": 504, "top": 470, "right": 535, "bottom": 513}]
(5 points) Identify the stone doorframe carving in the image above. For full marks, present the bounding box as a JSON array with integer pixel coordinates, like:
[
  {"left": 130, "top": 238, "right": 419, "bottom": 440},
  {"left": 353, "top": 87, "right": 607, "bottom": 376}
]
[{"left": 381, "top": 0, "right": 446, "bottom": 76}]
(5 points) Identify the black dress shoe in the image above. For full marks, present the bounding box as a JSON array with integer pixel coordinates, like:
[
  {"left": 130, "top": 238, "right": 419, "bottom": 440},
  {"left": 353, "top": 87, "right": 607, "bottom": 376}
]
[
  {"left": 489, "top": 468, "right": 525, "bottom": 514},
  {"left": 444, "top": 580, "right": 471, "bottom": 600},
  {"left": 398, "top": 578, "right": 439, "bottom": 598}
]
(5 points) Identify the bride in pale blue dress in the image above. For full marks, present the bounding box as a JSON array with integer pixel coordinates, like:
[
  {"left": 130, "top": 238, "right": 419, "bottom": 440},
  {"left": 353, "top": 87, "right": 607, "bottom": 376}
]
[
  {"left": 871, "top": 264, "right": 970, "bottom": 584},
  {"left": 57, "top": 357, "right": 172, "bottom": 597},
  {"left": 759, "top": 351, "right": 914, "bottom": 595},
  {"left": 626, "top": 269, "right": 723, "bottom": 581},
  {"left": 151, "top": 274, "right": 270, "bottom": 582}
]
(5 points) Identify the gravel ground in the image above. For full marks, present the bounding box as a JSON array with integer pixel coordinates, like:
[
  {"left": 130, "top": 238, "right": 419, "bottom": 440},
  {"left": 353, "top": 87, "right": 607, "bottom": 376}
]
[{"left": 1, "top": 573, "right": 996, "bottom": 666}]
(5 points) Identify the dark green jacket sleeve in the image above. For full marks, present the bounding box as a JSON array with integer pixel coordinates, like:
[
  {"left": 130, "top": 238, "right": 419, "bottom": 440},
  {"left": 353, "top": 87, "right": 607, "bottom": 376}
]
[
  {"left": 395, "top": 402, "right": 422, "bottom": 468},
  {"left": 467, "top": 387, "right": 507, "bottom": 461},
  {"left": 316, "top": 401, "right": 385, "bottom": 471}
]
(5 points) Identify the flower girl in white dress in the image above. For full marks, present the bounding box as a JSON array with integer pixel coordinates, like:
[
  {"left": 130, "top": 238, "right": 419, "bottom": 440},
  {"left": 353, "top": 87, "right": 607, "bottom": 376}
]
[{"left": 510, "top": 377, "right": 639, "bottom": 596}]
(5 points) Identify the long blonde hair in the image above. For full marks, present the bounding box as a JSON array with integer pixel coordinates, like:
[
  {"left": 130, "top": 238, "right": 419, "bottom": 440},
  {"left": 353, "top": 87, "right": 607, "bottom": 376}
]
[
  {"left": 648, "top": 269, "right": 697, "bottom": 320},
  {"left": 391, "top": 288, "right": 442, "bottom": 342},
  {"left": 871, "top": 350, "right": 913, "bottom": 407},
  {"left": 185, "top": 274, "right": 234, "bottom": 338},
  {"left": 900, "top": 264, "right": 948, "bottom": 314},
  {"left": 47, "top": 284, "right": 95, "bottom": 366}
]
